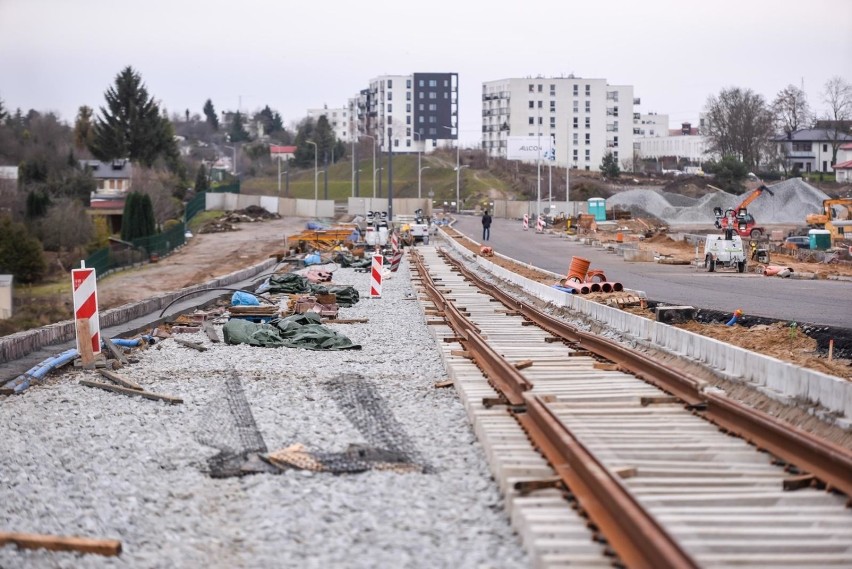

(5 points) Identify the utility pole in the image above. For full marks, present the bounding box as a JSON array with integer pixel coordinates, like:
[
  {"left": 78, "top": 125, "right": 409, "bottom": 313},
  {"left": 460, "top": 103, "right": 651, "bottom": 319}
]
[
  {"left": 388, "top": 127, "right": 394, "bottom": 224},
  {"left": 324, "top": 150, "right": 329, "bottom": 200}
]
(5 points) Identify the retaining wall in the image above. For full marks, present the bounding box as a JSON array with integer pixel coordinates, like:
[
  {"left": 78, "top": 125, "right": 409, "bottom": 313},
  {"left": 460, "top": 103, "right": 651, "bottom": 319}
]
[
  {"left": 440, "top": 234, "right": 852, "bottom": 424},
  {"left": 0, "top": 258, "right": 277, "bottom": 366}
]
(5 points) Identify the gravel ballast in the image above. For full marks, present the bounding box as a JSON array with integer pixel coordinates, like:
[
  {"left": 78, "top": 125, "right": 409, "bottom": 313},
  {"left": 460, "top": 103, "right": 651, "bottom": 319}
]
[{"left": 0, "top": 254, "right": 527, "bottom": 568}]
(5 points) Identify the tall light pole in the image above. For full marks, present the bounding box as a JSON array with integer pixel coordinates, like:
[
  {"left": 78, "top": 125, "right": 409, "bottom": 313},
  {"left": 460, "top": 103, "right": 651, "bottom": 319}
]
[
  {"left": 442, "top": 125, "right": 460, "bottom": 212},
  {"left": 413, "top": 131, "right": 423, "bottom": 198},
  {"left": 362, "top": 135, "right": 376, "bottom": 200},
  {"left": 455, "top": 165, "right": 469, "bottom": 213},
  {"left": 373, "top": 167, "right": 383, "bottom": 198},
  {"left": 306, "top": 141, "right": 318, "bottom": 216},
  {"left": 224, "top": 145, "right": 238, "bottom": 176},
  {"left": 418, "top": 166, "right": 431, "bottom": 199},
  {"left": 277, "top": 157, "right": 290, "bottom": 196}
]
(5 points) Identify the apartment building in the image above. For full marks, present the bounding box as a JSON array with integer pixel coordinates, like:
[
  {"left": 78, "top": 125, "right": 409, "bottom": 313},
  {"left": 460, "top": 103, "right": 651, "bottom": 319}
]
[
  {"left": 350, "top": 72, "right": 459, "bottom": 154},
  {"left": 307, "top": 105, "right": 352, "bottom": 142},
  {"left": 481, "top": 76, "right": 638, "bottom": 171},
  {"left": 636, "top": 122, "right": 715, "bottom": 166},
  {"left": 633, "top": 112, "right": 668, "bottom": 137}
]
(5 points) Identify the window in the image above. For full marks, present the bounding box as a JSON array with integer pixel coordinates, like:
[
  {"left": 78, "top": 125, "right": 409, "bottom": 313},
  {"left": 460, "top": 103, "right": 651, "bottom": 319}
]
[
  {"left": 573, "top": 84, "right": 578, "bottom": 96},
  {"left": 573, "top": 149, "right": 578, "bottom": 160},
  {"left": 585, "top": 117, "right": 590, "bottom": 128},
  {"left": 388, "top": 80, "right": 392, "bottom": 88},
  {"left": 429, "top": 116, "right": 436, "bottom": 123},
  {"left": 585, "top": 149, "right": 590, "bottom": 161},
  {"left": 388, "top": 104, "right": 392, "bottom": 113},
  {"left": 550, "top": 117, "right": 556, "bottom": 127},
  {"left": 406, "top": 103, "right": 411, "bottom": 112},
  {"left": 406, "top": 128, "right": 411, "bottom": 136},
  {"left": 823, "top": 144, "right": 828, "bottom": 152},
  {"left": 793, "top": 142, "right": 811, "bottom": 151},
  {"left": 419, "top": 103, "right": 424, "bottom": 111},
  {"left": 585, "top": 84, "right": 590, "bottom": 96},
  {"left": 429, "top": 104, "right": 437, "bottom": 111},
  {"left": 529, "top": 117, "right": 535, "bottom": 125},
  {"left": 585, "top": 100, "right": 590, "bottom": 113},
  {"left": 585, "top": 133, "right": 590, "bottom": 144},
  {"left": 535, "top": 84, "right": 541, "bottom": 92},
  {"left": 573, "top": 133, "right": 578, "bottom": 144},
  {"left": 419, "top": 79, "right": 424, "bottom": 87},
  {"left": 419, "top": 116, "right": 424, "bottom": 123},
  {"left": 419, "top": 92, "right": 424, "bottom": 99},
  {"left": 429, "top": 79, "right": 437, "bottom": 87},
  {"left": 406, "top": 92, "right": 411, "bottom": 101},
  {"left": 614, "top": 151, "right": 618, "bottom": 158},
  {"left": 529, "top": 84, "right": 534, "bottom": 93},
  {"left": 529, "top": 100, "right": 534, "bottom": 109},
  {"left": 429, "top": 92, "right": 437, "bottom": 99},
  {"left": 538, "top": 100, "right": 543, "bottom": 109},
  {"left": 573, "top": 100, "right": 578, "bottom": 112},
  {"left": 406, "top": 139, "right": 411, "bottom": 147},
  {"left": 550, "top": 101, "right": 556, "bottom": 112},
  {"left": 539, "top": 117, "right": 543, "bottom": 125},
  {"left": 428, "top": 127, "right": 436, "bottom": 135},
  {"left": 406, "top": 116, "right": 411, "bottom": 124},
  {"left": 614, "top": 136, "right": 619, "bottom": 146},
  {"left": 444, "top": 79, "right": 449, "bottom": 87},
  {"left": 444, "top": 92, "right": 449, "bottom": 99},
  {"left": 549, "top": 84, "right": 556, "bottom": 95},
  {"left": 573, "top": 117, "right": 578, "bottom": 128},
  {"left": 406, "top": 79, "right": 411, "bottom": 88}
]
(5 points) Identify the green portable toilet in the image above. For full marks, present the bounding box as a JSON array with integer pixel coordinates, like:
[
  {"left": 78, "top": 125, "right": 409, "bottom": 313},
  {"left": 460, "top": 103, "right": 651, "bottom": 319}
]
[
  {"left": 588, "top": 197, "right": 606, "bottom": 221},
  {"left": 808, "top": 229, "right": 831, "bottom": 250}
]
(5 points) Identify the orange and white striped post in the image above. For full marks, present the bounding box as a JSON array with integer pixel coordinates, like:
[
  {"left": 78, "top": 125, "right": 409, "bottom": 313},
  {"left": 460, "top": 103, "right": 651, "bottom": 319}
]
[
  {"left": 523, "top": 213, "right": 529, "bottom": 231},
  {"left": 72, "top": 263, "right": 101, "bottom": 363},
  {"left": 369, "top": 254, "right": 383, "bottom": 298}
]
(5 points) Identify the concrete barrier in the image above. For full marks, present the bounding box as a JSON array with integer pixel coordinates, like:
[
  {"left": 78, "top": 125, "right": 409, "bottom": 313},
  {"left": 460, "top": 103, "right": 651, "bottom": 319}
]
[
  {"left": 623, "top": 249, "right": 655, "bottom": 262},
  {"left": 439, "top": 233, "right": 852, "bottom": 425}
]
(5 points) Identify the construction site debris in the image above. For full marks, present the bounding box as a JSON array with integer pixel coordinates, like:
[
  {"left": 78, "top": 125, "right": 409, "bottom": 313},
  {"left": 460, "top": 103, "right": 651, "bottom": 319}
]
[
  {"left": 0, "top": 532, "right": 122, "bottom": 557},
  {"left": 173, "top": 338, "right": 208, "bottom": 352},
  {"left": 98, "top": 368, "right": 143, "bottom": 391},
  {"left": 222, "top": 312, "right": 360, "bottom": 350},
  {"left": 80, "top": 379, "right": 183, "bottom": 404}
]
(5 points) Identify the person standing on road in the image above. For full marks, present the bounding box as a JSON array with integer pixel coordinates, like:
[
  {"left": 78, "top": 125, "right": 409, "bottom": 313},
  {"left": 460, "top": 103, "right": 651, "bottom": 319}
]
[{"left": 482, "top": 210, "right": 492, "bottom": 241}]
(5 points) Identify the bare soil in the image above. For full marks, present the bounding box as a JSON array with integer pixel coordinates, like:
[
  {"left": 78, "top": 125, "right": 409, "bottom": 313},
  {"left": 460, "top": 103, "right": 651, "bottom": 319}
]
[{"left": 97, "top": 217, "right": 307, "bottom": 309}]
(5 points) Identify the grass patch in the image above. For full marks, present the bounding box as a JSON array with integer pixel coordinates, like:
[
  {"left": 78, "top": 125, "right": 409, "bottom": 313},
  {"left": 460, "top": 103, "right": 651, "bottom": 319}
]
[{"left": 188, "top": 210, "right": 225, "bottom": 233}]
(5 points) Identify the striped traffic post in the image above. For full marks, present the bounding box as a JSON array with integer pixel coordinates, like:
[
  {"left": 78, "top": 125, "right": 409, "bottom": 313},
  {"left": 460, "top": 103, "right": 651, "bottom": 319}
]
[
  {"left": 391, "top": 230, "right": 400, "bottom": 253},
  {"left": 72, "top": 264, "right": 101, "bottom": 361},
  {"left": 536, "top": 215, "right": 544, "bottom": 233},
  {"left": 523, "top": 213, "right": 529, "bottom": 231},
  {"left": 390, "top": 250, "right": 403, "bottom": 272},
  {"left": 369, "top": 254, "right": 383, "bottom": 298}
]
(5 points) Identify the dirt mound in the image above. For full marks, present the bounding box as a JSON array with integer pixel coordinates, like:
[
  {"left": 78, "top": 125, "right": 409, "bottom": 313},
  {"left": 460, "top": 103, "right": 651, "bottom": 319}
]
[
  {"left": 662, "top": 177, "right": 717, "bottom": 197},
  {"left": 236, "top": 205, "right": 280, "bottom": 219}
]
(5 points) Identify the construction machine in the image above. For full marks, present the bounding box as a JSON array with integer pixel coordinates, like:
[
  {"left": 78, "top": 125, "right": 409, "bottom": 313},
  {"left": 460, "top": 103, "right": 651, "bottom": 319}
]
[
  {"left": 704, "top": 229, "right": 747, "bottom": 273},
  {"left": 713, "top": 184, "right": 774, "bottom": 239},
  {"left": 805, "top": 198, "right": 852, "bottom": 243}
]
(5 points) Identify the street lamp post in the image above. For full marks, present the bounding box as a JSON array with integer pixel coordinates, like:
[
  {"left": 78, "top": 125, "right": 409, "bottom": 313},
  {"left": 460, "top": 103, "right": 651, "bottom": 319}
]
[
  {"left": 455, "top": 165, "right": 469, "bottom": 212},
  {"left": 224, "top": 145, "right": 238, "bottom": 176},
  {"left": 373, "top": 167, "right": 383, "bottom": 198},
  {"left": 442, "top": 125, "right": 460, "bottom": 212},
  {"left": 277, "top": 157, "right": 290, "bottom": 196},
  {"left": 306, "top": 141, "right": 318, "bottom": 216},
  {"left": 418, "top": 166, "right": 431, "bottom": 199},
  {"left": 413, "top": 131, "right": 423, "bottom": 198},
  {"left": 361, "top": 135, "right": 376, "bottom": 200}
]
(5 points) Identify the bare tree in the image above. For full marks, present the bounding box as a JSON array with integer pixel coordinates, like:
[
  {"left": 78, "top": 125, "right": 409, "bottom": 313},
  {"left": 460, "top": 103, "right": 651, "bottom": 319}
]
[
  {"left": 37, "top": 198, "right": 93, "bottom": 253},
  {"left": 704, "top": 87, "right": 775, "bottom": 170},
  {"left": 772, "top": 84, "right": 811, "bottom": 135},
  {"left": 130, "top": 167, "right": 181, "bottom": 225},
  {"left": 820, "top": 76, "right": 852, "bottom": 168}
]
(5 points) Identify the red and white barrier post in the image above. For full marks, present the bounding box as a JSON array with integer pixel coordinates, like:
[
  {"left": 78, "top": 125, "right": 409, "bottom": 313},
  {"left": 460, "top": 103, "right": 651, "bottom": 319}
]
[
  {"left": 369, "top": 254, "right": 383, "bottom": 298},
  {"left": 523, "top": 213, "right": 529, "bottom": 231},
  {"left": 72, "top": 263, "right": 101, "bottom": 365},
  {"left": 536, "top": 215, "right": 544, "bottom": 233}
]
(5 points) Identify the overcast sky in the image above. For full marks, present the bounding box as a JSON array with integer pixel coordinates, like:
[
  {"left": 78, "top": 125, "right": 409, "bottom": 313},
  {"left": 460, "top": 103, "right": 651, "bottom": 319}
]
[{"left": 2, "top": 0, "right": 850, "bottom": 145}]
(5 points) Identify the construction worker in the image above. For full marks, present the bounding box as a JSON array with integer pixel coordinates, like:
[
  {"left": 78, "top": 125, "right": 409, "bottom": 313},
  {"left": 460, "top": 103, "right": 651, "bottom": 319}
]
[{"left": 482, "top": 210, "right": 492, "bottom": 241}]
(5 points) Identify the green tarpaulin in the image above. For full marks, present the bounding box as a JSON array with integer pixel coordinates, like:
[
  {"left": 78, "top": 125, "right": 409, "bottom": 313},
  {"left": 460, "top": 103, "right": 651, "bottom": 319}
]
[{"left": 223, "top": 312, "right": 361, "bottom": 350}]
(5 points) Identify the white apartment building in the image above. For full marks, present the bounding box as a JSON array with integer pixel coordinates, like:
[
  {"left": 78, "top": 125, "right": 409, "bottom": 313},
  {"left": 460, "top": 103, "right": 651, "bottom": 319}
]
[
  {"left": 482, "top": 76, "right": 638, "bottom": 171},
  {"left": 350, "top": 72, "right": 459, "bottom": 154},
  {"left": 633, "top": 112, "right": 668, "bottom": 137},
  {"left": 307, "top": 105, "right": 352, "bottom": 142},
  {"left": 636, "top": 122, "right": 716, "bottom": 165}
]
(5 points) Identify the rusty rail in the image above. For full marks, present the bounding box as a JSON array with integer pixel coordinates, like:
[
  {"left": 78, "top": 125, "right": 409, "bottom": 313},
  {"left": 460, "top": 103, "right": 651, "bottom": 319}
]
[{"left": 437, "top": 247, "right": 852, "bottom": 498}]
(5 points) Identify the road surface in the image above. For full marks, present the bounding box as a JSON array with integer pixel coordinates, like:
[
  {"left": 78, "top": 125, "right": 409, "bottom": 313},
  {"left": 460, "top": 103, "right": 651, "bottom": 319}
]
[{"left": 451, "top": 215, "right": 852, "bottom": 329}]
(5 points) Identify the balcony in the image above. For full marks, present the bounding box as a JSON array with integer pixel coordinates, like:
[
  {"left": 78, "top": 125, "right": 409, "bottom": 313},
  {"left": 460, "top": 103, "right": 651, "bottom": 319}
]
[
  {"left": 606, "top": 92, "right": 619, "bottom": 101},
  {"left": 634, "top": 98, "right": 641, "bottom": 105},
  {"left": 606, "top": 125, "right": 618, "bottom": 132}
]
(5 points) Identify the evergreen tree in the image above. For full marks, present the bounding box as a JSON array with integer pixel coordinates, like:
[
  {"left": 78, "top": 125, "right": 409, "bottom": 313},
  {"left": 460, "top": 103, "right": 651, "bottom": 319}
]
[
  {"left": 0, "top": 96, "right": 6, "bottom": 121},
  {"left": 89, "top": 66, "right": 179, "bottom": 168},
  {"left": 228, "top": 111, "right": 250, "bottom": 142},
  {"left": 121, "top": 192, "right": 139, "bottom": 241},
  {"left": 0, "top": 215, "right": 47, "bottom": 283},
  {"left": 140, "top": 193, "right": 156, "bottom": 235},
  {"left": 292, "top": 118, "right": 316, "bottom": 168},
  {"left": 600, "top": 152, "right": 621, "bottom": 178},
  {"left": 203, "top": 99, "right": 219, "bottom": 131},
  {"left": 270, "top": 111, "right": 284, "bottom": 134},
  {"left": 73, "top": 105, "right": 95, "bottom": 150},
  {"left": 314, "top": 115, "right": 335, "bottom": 160},
  {"left": 26, "top": 190, "right": 51, "bottom": 219},
  {"left": 195, "top": 164, "right": 210, "bottom": 193}
]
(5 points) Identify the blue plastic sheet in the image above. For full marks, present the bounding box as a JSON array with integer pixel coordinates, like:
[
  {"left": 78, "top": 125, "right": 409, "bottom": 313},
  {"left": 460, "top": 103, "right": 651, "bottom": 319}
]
[{"left": 232, "top": 291, "right": 260, "bottom": 306}]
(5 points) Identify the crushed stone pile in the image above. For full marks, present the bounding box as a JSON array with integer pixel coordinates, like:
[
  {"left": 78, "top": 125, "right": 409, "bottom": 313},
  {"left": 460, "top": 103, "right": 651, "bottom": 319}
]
[{"left": 607, "top": 178, "right": 830, "bottom": 225}]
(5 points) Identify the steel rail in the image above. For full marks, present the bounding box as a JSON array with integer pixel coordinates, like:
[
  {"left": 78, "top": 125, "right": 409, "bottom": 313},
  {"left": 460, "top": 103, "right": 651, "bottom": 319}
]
[
  {"left": 412, "top": 252, "right": 531, "bottom": 405},
  {"left": 518, "top": 396, "right": 699, "bottom": 569},
  {"left": 438, "top": 248, "right": 852, "bottom": 498}
]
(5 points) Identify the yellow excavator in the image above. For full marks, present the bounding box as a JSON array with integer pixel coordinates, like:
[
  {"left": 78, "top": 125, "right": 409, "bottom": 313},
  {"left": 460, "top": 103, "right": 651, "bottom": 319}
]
[{"left": 806, "top": 198, "right": 852, "bottom": 242}]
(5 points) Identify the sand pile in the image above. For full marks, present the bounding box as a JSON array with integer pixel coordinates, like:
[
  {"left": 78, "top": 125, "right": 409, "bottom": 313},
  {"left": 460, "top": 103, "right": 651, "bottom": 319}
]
[{"left": 606, "top": 178, "right": 829, "bottom": 226}]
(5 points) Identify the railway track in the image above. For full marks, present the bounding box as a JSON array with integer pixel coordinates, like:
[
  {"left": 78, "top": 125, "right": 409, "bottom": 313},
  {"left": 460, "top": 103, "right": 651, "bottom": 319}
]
[{"left": 412, "top": 245, "right": 852, "bottom": 568}]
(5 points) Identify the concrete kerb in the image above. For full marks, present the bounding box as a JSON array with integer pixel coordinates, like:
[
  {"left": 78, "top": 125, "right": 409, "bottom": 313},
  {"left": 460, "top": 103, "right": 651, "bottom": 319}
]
[
  {"left": 0, "top": 258, "right": 277, "bottom": 366},
  {"left": 437, "top": 232, "right": 851, "bottom": 424}
]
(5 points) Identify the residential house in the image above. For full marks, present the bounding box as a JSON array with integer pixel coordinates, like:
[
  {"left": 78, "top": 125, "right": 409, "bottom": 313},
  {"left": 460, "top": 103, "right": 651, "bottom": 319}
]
[
  {"left": 0, "top": 274, "right": 13, "bottom": 320},
  {"left": 833, "top": 142, "right": 852, "bottom": 183},
  {"left": 773, "top": 129, "right": 852, "bottom": 174},
  {"left": 0, "top": 166, "right": 18, "bottom": 216},
  {"left": 269, "top": 145, "right": 297, "bottom": 162},
  {"left": 80, "top": 159, "right": 133, "bottom": 233}
]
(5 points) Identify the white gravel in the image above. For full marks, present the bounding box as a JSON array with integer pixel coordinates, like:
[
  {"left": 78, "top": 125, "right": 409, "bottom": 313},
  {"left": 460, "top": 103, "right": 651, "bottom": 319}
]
[{"left": 0, "top": 254, "right": 527, "bottom": 568}]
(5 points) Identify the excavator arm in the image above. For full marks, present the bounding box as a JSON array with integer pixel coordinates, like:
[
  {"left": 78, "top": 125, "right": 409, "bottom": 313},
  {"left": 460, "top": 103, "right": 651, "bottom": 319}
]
[{"left": 737, "top": 184, "right": 774, "bottom": 210}]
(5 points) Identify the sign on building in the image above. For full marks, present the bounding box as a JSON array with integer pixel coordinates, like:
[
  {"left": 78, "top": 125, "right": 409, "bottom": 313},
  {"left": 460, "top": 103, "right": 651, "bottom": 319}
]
[{"left": 506, "top": 136, "right": 555, "bottom": 161}]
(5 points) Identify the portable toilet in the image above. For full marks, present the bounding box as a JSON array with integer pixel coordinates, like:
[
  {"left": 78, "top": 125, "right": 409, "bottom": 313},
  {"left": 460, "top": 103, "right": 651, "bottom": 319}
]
[
  {"left": 808, "top": 229, "right": 831, "bottom": 250},
  {"left": 587, "top": 197, "right": 606, "bottom": 221}
]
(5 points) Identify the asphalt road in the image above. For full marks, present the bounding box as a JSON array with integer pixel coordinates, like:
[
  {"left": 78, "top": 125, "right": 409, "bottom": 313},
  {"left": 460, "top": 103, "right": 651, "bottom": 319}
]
[{"left": 452, "top": 215, "right": 852, "bottom": 329}]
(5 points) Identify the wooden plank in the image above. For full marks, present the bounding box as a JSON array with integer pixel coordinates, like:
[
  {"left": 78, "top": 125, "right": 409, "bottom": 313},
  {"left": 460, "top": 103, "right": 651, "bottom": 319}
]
[
  {"left": 0, "top": 532, "right": 121, "bottom": 557},
  {"left": 202, "top": 321, "right": 220, "bottom": 343},
  {"left": 173, "top": 338, "right": 208, "bottom": 352},
  {"left": 322, "top": 318, "right": 369, "bottom": 324},
  {"left": 513, "top": 359, "right": 534, "bottom": 370},
  {"left": 80, "top": 380, "right": 183, "bottom": 404},
  {"left": 434, "top": 380, "right": 454, "bottom": 388},
  {"left": 450, "top": 349, "right": 470, "bottom": 358},
  {"left": 593, "top": 362, "right": 619, "bottom": 371},
  {"left": 98, "top": 369, "right": 143, "bottom": 391},
  {"left": 102, "top": 338, "right": 129, "bottom": 366},
  {"left": 76, "top": 318, "right": 95, "bottom": 368}
]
